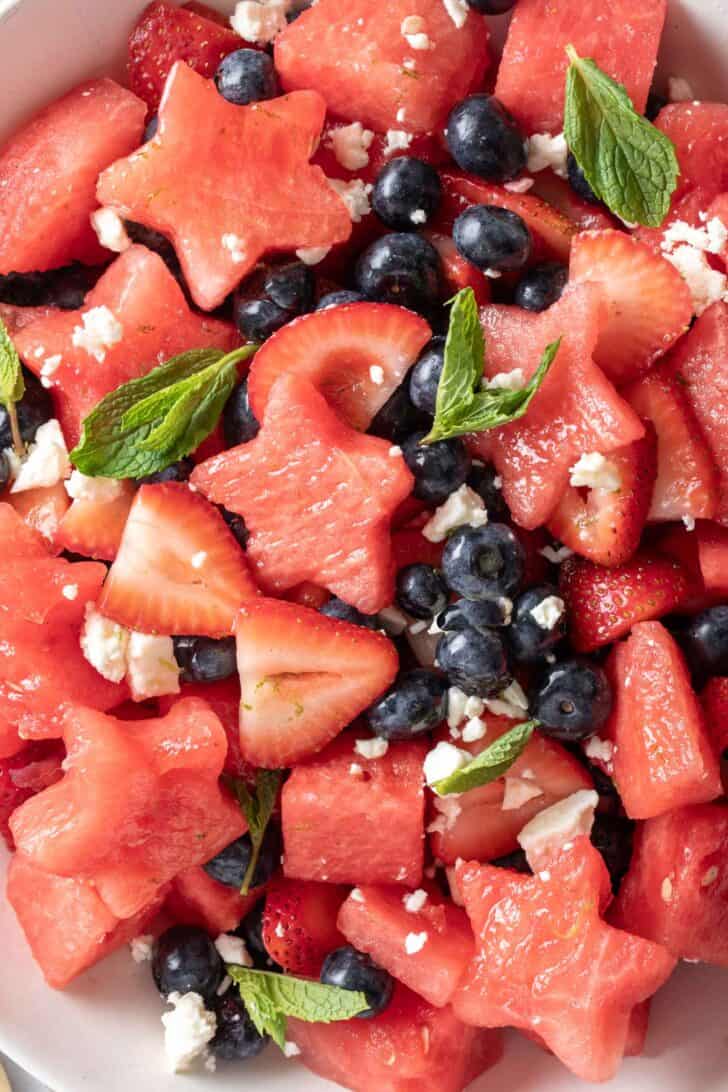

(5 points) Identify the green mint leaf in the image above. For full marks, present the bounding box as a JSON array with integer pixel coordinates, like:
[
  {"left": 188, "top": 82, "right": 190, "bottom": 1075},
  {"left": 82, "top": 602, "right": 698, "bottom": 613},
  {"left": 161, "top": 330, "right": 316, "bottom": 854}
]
[
  {"left": 564, "top": 45, "right": 679, "bottom": 227},
  {"left": 70, "top": 344, "right": 256, "bottom": 478},
  {"left": 432, "top": 720, "right": 538, "bottom": 796},
  {"left": 0, "top": 316, "right": 24, "bottom": 407},
  {"left": 432, "top": 286, "right": 484, "bottom": 427},
  {"left": 229, "top": 769, "right": 282, "bottom": 895},
  {"left": 228, "top": 966, "right": 369, "bottom": 1051}
]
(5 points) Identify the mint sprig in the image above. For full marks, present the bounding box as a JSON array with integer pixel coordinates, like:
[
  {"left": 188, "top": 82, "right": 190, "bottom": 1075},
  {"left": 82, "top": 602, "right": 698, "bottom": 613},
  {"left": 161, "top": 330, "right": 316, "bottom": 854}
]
[
  {"left": 0, "top": 316, "right": 26, "bottom": 456},
  {"left": 432, "top": 720, "right": 537, "bottom": 796},
  {"left": 227, "top": 965, "right": 369, "bottom": 1050},
  {"left": 228, "top": 769, "right": 282, "bottom": 895},
  {"left": 70, "top": 343, "right": 257, "bottom": 478},
  {"left": 564, "top": 45, "right": 679, "bottom": 227},
  {"left": 423, "top": 289, "right": 560, "bottom": 444}
]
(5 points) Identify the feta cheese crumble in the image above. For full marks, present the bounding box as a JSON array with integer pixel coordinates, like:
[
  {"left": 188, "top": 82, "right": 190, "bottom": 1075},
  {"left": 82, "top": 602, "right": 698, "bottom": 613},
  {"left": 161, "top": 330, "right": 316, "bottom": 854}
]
[
  {"left": 383, "top": 130, "right": 413, "bottom": 156},
  {"left": 127, "top": 632, "right": 181, "bottom": 701},
  {"left": 71, "top": 305, "right": 123, "bottom": 363},
  {"left": 369, "top": 364, "right": 385, "bottom": 385},
  {"left": 91, "top": 207, "right": 131, "bottom": 253},
  {"left": 80, "top": 604, "right": 130, "bottom": 683},
  {"left": 422, "top": 484, "right": 488, "bottom": 542},
  {"left": 214, "top": 934, "right": 253, "bottom": 967},
  {"left": 283, "top": 1041, "right": 302, "bottom": 1058},
  {"left": 403, "top": 889, "right": 429, "bottom": 913},
  {"left": 517, "top": 790, "right": 599, "bottom": 867},
  {"left": 662, "top": 242, "right": 728, "bottom": 315},
  {"left": 447, "top": 686, "right": 469, "bottom": 730},
  {"left": 502, "top": 776, "right": 543, "bottom": 811},
  {"left": 65, "top": 469, "right": 126, "bottom": 504},
  {"left": 529, "top": 595, "right": 565, "bottom": 630},
  {"left": 569, "top": 452, "right": 622, "bottom": 492},
  {"left": 327, "top": 177, "right": 372, "bottom": 222},
  {"left": 682, "top": 514, "right": 696, "bottom": 531},
  {"left": 441, "top": 0, "right": 468, "bottom": 29},
  {"left": 230, "top": 0, "right": 288, "bottom": 44},
  {"left": 484, "top": 368, "right": 525, "bottom": 391},
  {"left": 221, "top": 233, "right": 247, "bottom": 264},
  {"left": 483, "top": 680, "right": 529, "bottom": 721},
  {"left": 191, "top": 550, "right": 207, "bottom": 570},
  {"left": 401, "top": 14, "right": 432, "bottom": 50},
  {"left": 350, "top": 887, "right": 365, "bottom": 903},
  {"left": 295, "top": 246, "right": 331, "bottom": 265},
  {"left": 410, "top": 208, "right": 427, "bottom": 224},
  {"left": 540, "top": 543, "right": 574, "bottom": 564},
  {"left": 423, "top": 741, "right": 471, "bottom": 787},
  {"left": 162, "top": 992, "right": 217, "bottom": 1073},
  {"left": 130, "top": 935, "right": 154, "bottom": 963},
  {"left": 62, "top": 584, "right": 79, "bottom": 601},
  {"left": 404, "top": 931, "right": 428, "bottom": 954},
  {"left": 330, "top": 122, "right": 375, "bottom": 171},
  {"left": 584, "top": 735, "right": 614, "bottom": 766},
  {"left": 354, "top": 737, "right": 389, "bottom": 760},
  {"left": 39, "top": 353, "right": 62, "bottom": 388},
  {"left": 10, "top": 419, "right": 70, "bottom": 494},
  {"left": 526, "top": 132, "right": 569, "bottom": 179}
]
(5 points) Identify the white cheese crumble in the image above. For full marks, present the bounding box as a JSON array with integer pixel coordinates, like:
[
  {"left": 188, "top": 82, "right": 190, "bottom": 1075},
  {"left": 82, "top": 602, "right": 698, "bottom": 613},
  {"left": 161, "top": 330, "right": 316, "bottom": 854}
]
[
  {"left": 526, "top": 132, "right": 568, "bottom": 179},
  {"left": 403, "top": 889, "right": 429, "bottom": 913},
  {"left": 422, "top": 484, "right": 488, "bottom": 542},
  {"left": 71, "top": 306, "right": 123, "bottom": 363},
  {"left": 354, "top": 737, "right": 389, "bottom": 760},
  {"left": 283, "top": 1040, "right": 301, "bottom": 1058},
  {"left": 190, "top": 550, "right": 207, "bottom": 570},
  {"left": 663, "top": 242, "right": 728, "bottom": 315},
  {"left": 517, "top": 789, "right": 599, "bottom": 867},
  {"left": 401, "top": 14, "right": 432, "bottom": 50},
  {"left": 10, "top": 419, "right": 70, "bottom": 494},
  {"left": 663, "top": 217, "right": 728, "bottom": 254},
  {"left": 214, "top": 934, "right": 253, "bottom": 967},
  {"left": 424, "top": 741, "right": 471, "bottom": 787},
  {"left": 350, "top": 887, "right": 365, "bottom": 903},
  {"left": 39, "top": 353, "right": 62, "bottom": 388},
  {"left": 389, "top": 445, "right": 403, "bottom": 458},
  {"left": 80, "top": 604, "right": 130, "bottom": 683},
  {"left": 369, "top": 364, "right": 385, "bottom": 385},
  {"left": 130, "top": 935, "right": 154, "bottom": 963},
  {"left": 162, "top": 992, "right": 217, "bottom": 1073},
  {"left": 404, "top": 931, "right": 428, "bottom": 954},
  {"left": 682, "top": 514, "right": 696, "bottom": 531},
  {"left": 668, "top": 76, "right": 695, "bottom": 103},
  {"left": 65, "top": 469, "right": 126, "bottom": 504},
  {"left": 529, "top": 595, "right": 565, "bottom": 630},
  {"left": 461, "top": 716, "right": 487, "bottom": 743},
  {"left": 383, "top": 130, "right": 413, "bottom": 156},
  {"left": 410, "top": 208, "right": 427, "bottom": 224},
  {"left": 483, "top": 680, "right": 529, "bottom": 721},
  {"left": 349, "top": 762, "right": 364, "bottom": 777},
  {"left": 230, "top": 0, "right": 288, "bottom": 44},
  {"left": 484, "top": 368, "right": 525, "bottom": 391},
  {"left": 583, "top": 735, "right": 614, "bottom": 766},
  {"left": 295, "top": 246, "right": 331, "bottom": 265},
  {"left": 447, "top": 686, "right": 469, "bottom": 730},
  {"left": 442, "top": 0, "right": 468, "bottom": 29},
  {"left": 62, "top": 584, "right": 79, "bottom": 601},
  {"left": 502, "top": 776, "right": 543, "bottom": 811},
  {"left": 221, "top": 233, "right": 247, "bottom": 265},
  {"left": 327, "top": 177, "right": 372, "bottom": 222},
  {"left": 569, "top": 451, "right": 622, "bottom": 492},
  {"left": 91, "top": 207, "right": 131, "bottom": 253},
  {"left": 540, "top": 543, "right": 574, "bottom": 564},
  {"left": 127, "top": 632, "right": 181, "bottom": 700},
  {"left": 330, "top": 122, "right": 375, "bottom": 171}
]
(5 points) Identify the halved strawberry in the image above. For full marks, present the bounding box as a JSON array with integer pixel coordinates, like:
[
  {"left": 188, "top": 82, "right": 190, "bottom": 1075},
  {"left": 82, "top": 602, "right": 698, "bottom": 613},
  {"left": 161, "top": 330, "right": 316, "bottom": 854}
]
[
  {"left": 547, "top": 430, "right": 657, "bottom": 567},
  {"left": 569, "top": 230, "right": 692, "bottom": 385},
  {"left": 624, "top": 371, "right": 720, "bottom": 522},
  {"left": 248, "top": 303, "right": 431, "bottom": 431},
  {"left": 235, "top": 597, "right": 398, "bottom": 767},
  {"left": 559, "top": 552, "right": 690, "bottom": 652},
  {"left": 5, "top": 482, "right": 70, "bottom": 553},
  {"left": 425, "top": 232, "right": 491, "bottom": 307},
  {"left": 654, "top": 521, "right": 728, "bottom": 611},
  {"left": 55, "top": 482, "right": 136, "bottom": 562},
  {"left": 702, "top": 677, "right": 728, "bottom": 757},
  {"left": 99, "top": 483, "right": 258, "bottom": 637},
  {"left": 262, "top": 878, "right": 348, "bottom": 976}
]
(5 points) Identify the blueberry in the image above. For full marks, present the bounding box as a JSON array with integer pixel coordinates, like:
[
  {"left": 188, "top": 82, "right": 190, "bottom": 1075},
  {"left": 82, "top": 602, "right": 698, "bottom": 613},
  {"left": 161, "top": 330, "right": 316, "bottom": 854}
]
[
  {"left": 514, "top": 262, "right": 567, "bottom": 312},
  {"left": 466, "top": 0, "right": 516, "bottom": 10},
  {"left": 0, "top": 264, "right": 98, "bottom": 310},
  {"left": 137, "top": 457, "right": 194, "bottom": 485},
  {"left": 445, "top": 94, "right": 527, "bottom": 182},
  {"left": 212, "top": 994, "right": 269, "bottom": 1060},
  {"left": 645, "top": 90, "right": 669, "bottom": 121},
  {"left": 264, "top": 261, "right": 315, "bottom": 314},
  {"left": 234, "top": 262, "right": 314, "bottom": 341},
  {"left": 173, "top": 636, "right": 238, "bottom": 682},
  {"left": 234, "top": 295, "right": 291, "bottom": 342},
  {"left": 0, "top": 450, "right": 9, "bottom": 493},
  {"left": 453, "top": 205, "right": 531, "bottom": 273},
  {"left": 566, "top": 152, "right": 600, "bottom": 204},
  {"left": 144, "top": 114, "right": 159, "bottom": 141},
  {"left": 436, "top": 625, "right": 511, "bottom": 696},
  {"left": 215, "top": 48, "right": 279, "bottom": 105},
  {"left": 682, "top": 606, "right": 728, "bottom": 679},
  {"left": 368, "top": 380, "right": 430, "bottom": 443},
  {"left": 396, "top": 564, "right": 449, "bottom": 620},
  {"left": 0, "top": 368, "right": 53, "bottom": 450},
  {"left": 507, "top": 584, "right": 567, "bottom": 663},
  {"left": 355, "top": 233, "right": 441, "bottom": 312},
  {"left": 531, "top": 659, "right": 612, "bottom": 741},
  {"left": 204, "top": 825, "right": 282, "bottom": 890},
  {"left": 320, "top": 597, "right": 379, "bottom": 629},
  {"left": 442, "top": 524, "right": 525, "bottom": 601},
  {"left": 221, "top": 507, "right": 249, "bottom": 548},
  {"left": 437, "top": 596, "right": 512, "bottom": 631},
  {"left": 125, "top": 221, "right": 180, "bottom": 274},
  {"left": 152, "top": 925, "right": 223, "bottom": 1002},
  {"left": 401, "top": 431, "right": 471, "bottom": 505},
  {"left": 320, "top": 946, "right": 393, "bottom": 1018},
  {"left": 223, "top": 378, "right": 260, "bottom": 447},
  {"left": 409, "top": 337, "right": 444, "bottom": 414},
  {"left": 316, "top": 290, "right": 365, "bottom": 310},
  {"left": 467, "top": 462, "right": 508, "bottom": 519},
  {"left": 371, "top": 157, "right": 442, "bottom": 231},
  {"left": 591, "top": 813, "right": 634, "bottom": 894},
  {"left": 367, "top": 669, "right": 447, "bottom": 739}
]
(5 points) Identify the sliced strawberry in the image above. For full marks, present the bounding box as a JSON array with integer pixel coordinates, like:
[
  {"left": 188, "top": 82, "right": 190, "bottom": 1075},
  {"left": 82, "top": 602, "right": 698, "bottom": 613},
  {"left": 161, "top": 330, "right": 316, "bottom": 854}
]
[
  {"left": 99, "top": 483, "right": 258, "bottom": 637},
  {"left": 547, "top": 430, "right": 657, "bottom": 567},
  {"left": 702, "top": 677, "right": 728, "bottom": 757},
  {"left": 425, "top": 232, "right": 491, "bottom": 307},
  {"left": 55, "top": 482, "right": 136, "bottom": 562},
  {"left": 192, "top": 374, "right": 413, "bottom": 613},
  {"left": 235, "top": 597, "right": 398, "bottom": 767},
  {"left": 569, "top": 230, "right": 692, "bottom": 385},
  {"left": 127, "top": 0, "right": 245, "bottom": 114},
  {"left": 624, "top": 371, "right": 720, "bottom": 522},
  {"left": 559, "top": 552, "right": 690, "bottom": 653},
  {"left": 262, "top": 878, "right": 348, "bottom": 975},
  {"left": 5, "top": 482, "right": 70, "bottom": 553},
  {"left": 159, "top": 678, "right": 257, "bottom": 781},
  {"left": 248, "top": 303, "right": 431, "bottom": 431},
  {"left": 654, "top": 521, "right": 728, "bottom": 611}
]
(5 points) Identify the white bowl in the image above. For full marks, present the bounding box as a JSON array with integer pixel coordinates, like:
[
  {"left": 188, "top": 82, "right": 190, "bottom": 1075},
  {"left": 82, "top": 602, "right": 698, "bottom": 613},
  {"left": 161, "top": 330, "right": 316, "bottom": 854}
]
[{"left": 1, "top": 2, "right": 728, "bottom": 1089}]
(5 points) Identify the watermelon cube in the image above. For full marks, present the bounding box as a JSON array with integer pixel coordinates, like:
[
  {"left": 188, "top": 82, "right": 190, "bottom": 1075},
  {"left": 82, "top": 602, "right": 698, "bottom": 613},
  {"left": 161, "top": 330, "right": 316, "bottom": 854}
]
[
  {"left": 656, "top": 102, "right": 728, "bottom": 199},
  {"left": 165, "top": 865, "right": 261, "bottom": 935}
]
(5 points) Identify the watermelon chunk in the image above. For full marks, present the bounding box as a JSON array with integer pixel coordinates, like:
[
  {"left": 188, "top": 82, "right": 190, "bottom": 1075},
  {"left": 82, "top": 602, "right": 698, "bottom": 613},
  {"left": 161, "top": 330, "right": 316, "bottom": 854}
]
[
  {"left": 159, "top": 678, "right": 255, "bottom": 780},
  {"left": 165, "top": 865, "right": 260, "bottom": 935},
  {"left": 5, "top": 481, "right": 70, "bottom": 552},
  {"left": 0, "top": 739, "right": 64, "bottom": 849},
  {"left": 702, "top": 677, "right": 728, "bottom": 757},
  {"left": 0, "top": 79, "right": 145, "bottom": 274},
  {"left": 655, "top": 102, "right": 728, "bottom": 199},
  {"left": 495, "top": 0, "right": 666, "bottom": 134},
  {"left": 282, "top": 732, "right": 427, "bottom": 887}
]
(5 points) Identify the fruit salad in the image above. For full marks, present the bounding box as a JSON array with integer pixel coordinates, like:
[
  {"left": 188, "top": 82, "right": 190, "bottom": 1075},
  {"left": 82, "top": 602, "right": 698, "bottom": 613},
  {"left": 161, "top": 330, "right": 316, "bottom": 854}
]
[{"left": 1, "top": 0, "right": 727, "bottom": 1087}]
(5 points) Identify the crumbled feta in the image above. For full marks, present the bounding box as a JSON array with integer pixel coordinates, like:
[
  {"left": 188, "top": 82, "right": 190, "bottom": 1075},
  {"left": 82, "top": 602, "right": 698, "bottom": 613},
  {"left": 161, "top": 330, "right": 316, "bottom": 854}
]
[
  {"left": 283, "top": 1040, "right": 302, "bottom": 1058},
  {"left": 483, "top": 679, "right": 529, "bottom": 719},
  {"left": 214, "top": 934, "right": 253, "bottom": 967},
  {"left": 682, "top": 514, "right": 696, "bottom": 532},
  {"left": 10, "top": 419, "right": 70, "bottom": 494},
  {"left": 538, "top": 870, "right": 551, "bottom": 882},
  {"left": 422, "top": 484, "right": 488, "bottom": 542},
  {"left": 401, "top": 14, "right": 432, "bottom": 50},
  {"left": 447, "top": 686, "right": 469, "bottom": 730},
  {"left": 369, "top": 364, "right": 385, "bottom": 385},
  {"left": 583, "top": 735, "right": 614, "bottom": 766},
  {"left": 230, "top": 0, "right": 288, "bottom": 44},
  {"left": 403, "top": 889, "right": 429, "bottom": 913},
  {"left": 327, "top": 177, "right": 372, "bottom": 222},
  {"left": 529, "top": 595, "right": 565, "bottom": 630},
  {"left": 65, "top": 469, "right": 126, "bottom": 504},
  {"left": 39, "top": 353, "right": 62, "bottom": 388},
  {"left": 502, "top": 776, "right": 543, "bottom": 811},
  {"left": 62, "top": 584, "right": 79, "bottom": 601},
  {"left": 80, "top": 604, "right": 130, "bottom": 683},
  {"left": 504, "top": 177, "right": 535, "bottom": 194},
  {"left": 377, "top": 605, "right": 409, "bottom": 635},
  {"left": 130, "top": 935, "right": 154, "bottom": 963},
  {"left": 396, "top": 107, "right": 407, "bottom": 124},
  {"left": 383, "top": 130, "right": 413, "bottom": 156},
  {"left": 540, "top": 543, "right": 574, "bottom": 564},
  {"left": 221, "top": 232, "right": 247, "bottom": 264},
  {"left": 330, "top": 122, "right": 374, "bottom": 171},
  {"left": 71, "top": 305, "right": 123, "bottom": 362},
  {"left": 91, "top": 207, "right": 131, "bottom": 253},
  {"left": 526, "top": 132, "right": 568, "bottom": 179},
  {"left": 485, "top": 369, "right": 525, "bottom": 392},
  {"left": 464, "top": 695, "right": 485, "bottom": 719},
  {"left": 462, "top": 717, "right": 487, "bottom": 743},
  {"left": 517, "top": 790, "right": 599, "bottom": 866},
  {"left": 663, "top": 243, "right": 728, "bottom": 315},
  {"left": 162, "top": 992, "right": 217, "bottom": 1073},
  {"left": 127, "top": 632, "right": 181, "bottom": 700},
  {"left": 569, "top": 452, "right": 622, "bottom": 492},
  {"left": 354, "top": 737, "right": 389, "bottom": 760},
  {"left": 663, "top": 216, "right": 728, "bottom": 255},
  {"left": 410, "top": 208, "right": 427, "bottom": 224},
  {"left": 190, "top": 550, "right": 207, "bottom": 570},
  {"left": 349, "top": 762, "right": 364, "bottom": 777},
  {"left": 350, "top": 887, "right": 365, "bottom": 903},
  {"left": 441, "top": 0, "right": 468, "bottom": 29},
  {"left": 404, "top": 931, "right": 428, "bottom": 954},
  {"left": 661, "top": 875, "right": 674, "bottom": 903},
  {"left": 295, "top": 246, "right": 331, "bottom": 265},
  {"left": 668, "top": 76, "right": 695, "bottom": 102},
  {"left": 424, "top": 741, "right": 471, "bottom": 787}
]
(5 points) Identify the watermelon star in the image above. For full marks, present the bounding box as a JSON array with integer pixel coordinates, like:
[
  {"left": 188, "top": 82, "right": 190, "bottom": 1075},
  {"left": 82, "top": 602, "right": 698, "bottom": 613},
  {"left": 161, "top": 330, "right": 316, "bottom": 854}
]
[
  {"left": 191, "top": 373, "right": 414, "bottom": 614},
  {"left": 97, "top": 62, "right": 353, "bottom": 311}
]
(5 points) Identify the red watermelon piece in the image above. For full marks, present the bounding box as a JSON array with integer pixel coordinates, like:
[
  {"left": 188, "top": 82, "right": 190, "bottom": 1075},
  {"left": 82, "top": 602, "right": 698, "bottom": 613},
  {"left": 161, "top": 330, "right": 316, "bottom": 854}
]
[
  {"left": 655, "top": 521, "right": 728, "bottom": 611},
  {"left": 97, "top": 64, "right": 351, "bottom": 311},
  {"left": 165, "top": 865, "right": 260, "bottom": 935},
  {"left": 702, "top": 677, "right": 728, "bottom": 757},
  {"left": 5, "top": 481, "right": 70, "bottom": 553},
  {"left": 159, "top": 677, "right": 255, "bottom": 780},
  {"left": 655, "top": 102, "right": 728, "bottom": 200},
  {"left": 0, "top": 739, "right": 64, "bottom": 849}
]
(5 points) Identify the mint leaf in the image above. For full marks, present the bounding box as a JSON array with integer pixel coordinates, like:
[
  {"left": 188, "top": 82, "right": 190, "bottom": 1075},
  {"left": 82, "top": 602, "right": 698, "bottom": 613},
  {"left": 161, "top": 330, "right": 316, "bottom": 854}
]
[
  {"left": 432, "top": 720, "right": 538, "bottom": 796},
  {"left": 228, "top": 769, "right": 282, "bottom": 895},
  {"left": 70, "top": 343, "right": 256, "bottom": 478},
  {"left": 564, "top": 46, "right": 679, "bottom": 227},
  {"left": 227, "top": 966, "right": 369, "bottom": 1051},
  {"left": 0, "top": 316, "right": 25, "bottom": 455}
]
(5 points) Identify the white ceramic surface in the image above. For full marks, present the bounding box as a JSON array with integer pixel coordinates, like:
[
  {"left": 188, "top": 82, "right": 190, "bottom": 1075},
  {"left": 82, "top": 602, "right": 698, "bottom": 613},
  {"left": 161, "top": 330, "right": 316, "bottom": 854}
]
[{"left": 1, "top": 1, "right": 728, "bottom": 1089}]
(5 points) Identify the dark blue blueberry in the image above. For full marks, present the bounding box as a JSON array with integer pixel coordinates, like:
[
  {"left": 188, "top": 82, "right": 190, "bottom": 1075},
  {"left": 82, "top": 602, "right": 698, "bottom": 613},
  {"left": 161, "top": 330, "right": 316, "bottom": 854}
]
[
  {"left": 234, "top": 261, "right": 314, "bottom": 341},
  {"left": 144, "top": 114, "right": 159, "bottom": 141},
  {"left": 234, "top": 295, "right": 291, "bottom": 342},
  {"left": 646, "top": 90, "right": 669, "bottom": 121},
  {"left": 263, "top": 261, "right": 315, "bottom": 315},
  {"left": 212, "top": 994, "right": 269, "bottom": 1060},
  {"left": 368, "top": 379, "right": 430, "bottom": 443},
  {"left": 437, "top": 596, "right": 512, "bottom": 631},
  {"left": 316, "top": 290, "right": 366, "bottom": 310},
  {"left": 491, "top": 848, "right": 531, "bottom": 873},
  {"left": 468, "top": 462, "right": 508, "bottom": 519},
  {"left": 445, "top": 94, "right": 527, "bottom": 182},
  {"left": 152, "top": 925, "right": 223, "bottom": 1002},
  {"left": 221, "top": 507, "right": 249, "bottom": 548},
  {"left": 173, "top": 636, "right": 238, "bottom": 683},
  {"left": 466, "top": 0, "right": 516, "bottom": 9},
  {"left": 566, "top": 152, "right": 600, "bottom": 204},
  {"left": 514, "top": 262, "right": 568, "bottom": 312},
  {"left": 401, "top": 430, "right": 470, "bottom": 505},
  {"left": 320, "top": 946, "right": 393, "bottom": 1018},
  {"left": 371, "top": 156, "right": 442, "bottom": 231},
  {"left": 235, "top": 902, "right": 281, "bottom": 970},
  {"left": 0, "top": 450, "right": 10, "bottom": 493},
  {"left": 204, "top": 824, "right": 282, "bottom": 890},
  {"left": 286, "top": 0, "right": 312, "bottom": 19},
  {"left": 367, "top": 668, "right": 448, "bottom": 739},
  {"left": 223, "top": 378, "right": 260, "bottom": 447},
  {"left": 125, "top": 220, "right": 180, "bottom": 273},
  {"left": 591, "top": 813, "right": 634, "bottom": 894},
  {"left": 507, "top": 584, "right": 567, "bottom": 663},
  {"left": 320, "top": 596, "right": 379, "bottom": 629},
  {"left": 214, "top": 48, "right": 279, "bottom": 105},
  {"left": 682, "top": 606, "right": 728, "bottom": 679},
  {"left": 0, "top": 368, "right": 53, "bottom": 450},
  {"left": 436, "top": 625, "right": 511, "bottom": 696},
  {"left": 409, "top": 337, "right": 444, "bottom": 415},
  {"left": 396, "top": 564, "right": 449, "bottom": 620},
  {"left": 137, "top": 457, "right": 194, "bottom": 485},
  {"left": 531, "top": 658, "right": 612, "bottom": 741},
  {"left": 355, "top": 233, "right": 441, "bottom": 313},
  {"left": 453, "top": 204, "right": 531, "bottom": 273},
  {"left": 442, "top": 524, "right": 525, "bottom": 601},
  {"left": 0, "top": 264, "right": 99, "bottom": 310}
]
